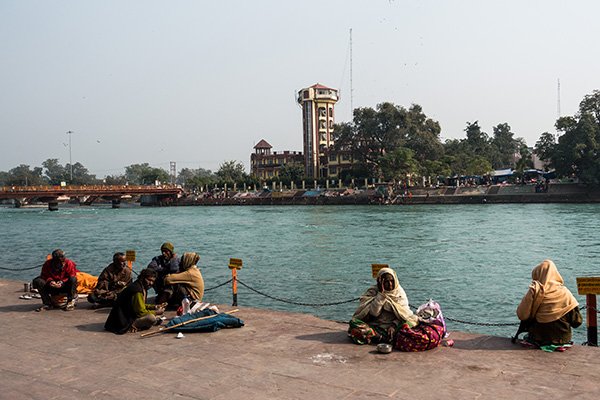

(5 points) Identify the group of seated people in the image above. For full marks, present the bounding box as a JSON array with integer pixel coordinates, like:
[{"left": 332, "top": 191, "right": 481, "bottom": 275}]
[
  {"left": 32, "top": 242, "right": 205, "bottom": 334},
  {"left": 32, "top": 246, "right": 583, "bottom": 348},
  {"left": 348, "top": 260, "right": 582, "bottom": 351}
]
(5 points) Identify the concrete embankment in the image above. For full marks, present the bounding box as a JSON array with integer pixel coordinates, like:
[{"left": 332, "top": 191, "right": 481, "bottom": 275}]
[
  {"left": 158, "top": 183, "right": 600, "bottom": 206},
  {"left": 1, "top": 278, "right": 599, "bottom": 399}
]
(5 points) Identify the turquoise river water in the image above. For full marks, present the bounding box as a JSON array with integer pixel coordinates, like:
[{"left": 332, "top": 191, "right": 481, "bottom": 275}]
[{"left": 1, "top": 203, "right": 598, "bottom": 343}]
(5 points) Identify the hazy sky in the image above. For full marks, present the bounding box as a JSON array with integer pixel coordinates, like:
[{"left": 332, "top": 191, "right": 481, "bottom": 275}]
[{"left": 1, "top": 1, "right": 599, "bottom": 177}]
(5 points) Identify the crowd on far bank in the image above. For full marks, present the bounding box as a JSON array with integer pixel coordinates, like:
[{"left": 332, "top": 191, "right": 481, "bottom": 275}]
[{"left": 30, "top": 245, "right": 582, "bottom": 352}]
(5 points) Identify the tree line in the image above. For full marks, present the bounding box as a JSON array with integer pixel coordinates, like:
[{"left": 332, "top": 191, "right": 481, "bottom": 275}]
[
  {"left": 332, "top": 90, "right": 600, "bottom": 185},
  {"left": 2, "top": 90, "right": 599, "bottom": 189},
  {"left": 0, "top": 159, "right": 254, "bottom": 189}
]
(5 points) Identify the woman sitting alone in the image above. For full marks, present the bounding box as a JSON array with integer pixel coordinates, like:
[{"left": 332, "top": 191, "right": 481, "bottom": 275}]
[
  {"left": 349, "top": 267, "right": 419, "bottom": 345},
  {"left": 516, "top": 259, "right": 582, "bottom": 349}
]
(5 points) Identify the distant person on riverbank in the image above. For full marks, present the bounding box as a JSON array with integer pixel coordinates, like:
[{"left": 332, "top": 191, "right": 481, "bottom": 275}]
[
  {"left": 147, "top": 242, "right": 180, "bottom": 303},
  {"left": 87, "top": 252, "right": 132, "bottom": 308},
  {"left": 104, "top": 268, "right": 165, "bottom": 334},
  {"left": 33, "top": 249, "right": 78, "bottom": 312},
  {"left": 515, "top": 259, "right": 582, "bottom": 350},
  {"left": 348, "top": 267, "right": 419, "bottom": 345},
  {"left": 161, "top": 252, "right": 204, "bottom": 308}
]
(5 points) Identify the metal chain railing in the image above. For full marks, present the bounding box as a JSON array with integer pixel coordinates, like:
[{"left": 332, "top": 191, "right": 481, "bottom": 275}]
[
  {"left": 0, "top": 264, "right": 43, "bottom": 271},
  {"left": 407, "top": 303, "right": 519, "bottom": 326},
  {"left": 237, "top": 279, "right": 360, "bottom": 307},
  {"left": 443, "top": 316, "right": 519, "bottom": 327},
  {"left": 204, "top": 278, "right": 233, "bottom": 292},
  {"left": 7, "top": 266, "right": 600, "bottom": 322}
]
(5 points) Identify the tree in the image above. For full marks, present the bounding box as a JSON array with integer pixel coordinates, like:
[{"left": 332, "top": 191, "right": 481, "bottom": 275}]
[
  {"left": 104, "top": 174, "right": 128, "bottom": 185},
  {"left": 68, "top": 162, "right": 98, "bottom": 185},
  {"left": 464, "top": 121, "right": 492, "bottom": 157},
  {"left": 177, "top": 167, "right": 215, "bottom": 189},
  {"left": 125, "top": 163, "right": 170, "bottom": 185},
  {"left": 0, "top": 171, "right": 8, "bottom": 185},
  {"left": 278, "top": 162, "right": 305, "bottom": 184},
  {"left": 42, "top": 158, "right": 67, "bottom": 185},
  {"left": 552, "top": 90, "right": 600, "bottom": 184},
  {"left": 333, "top": 102, "right": 443, "bottom": 178},
  {"left": 578, "top": 89, "right": 600, "bottom": 127},
  {"left": 534, "top": 132, "right": 556, "bottom": 168},
  {"left": 491, "top": 123, "right": 518, "bottom": 169},
  {"left": 216, "top": 161, "right": 246, "bottom": 185},
  {"left": 379, "top": 147, "right": 418, "bottom": 181},
  {"left": 514, "top": 141, "right": 533, "bottom": 173},
  {"left": 2, "top": 164, "right": 45, "bottom": 186}
]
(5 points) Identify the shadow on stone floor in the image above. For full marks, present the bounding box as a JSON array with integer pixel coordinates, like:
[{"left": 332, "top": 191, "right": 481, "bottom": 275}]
[{"left": 295, "top": 331, "right": 349, "bottom": 344}]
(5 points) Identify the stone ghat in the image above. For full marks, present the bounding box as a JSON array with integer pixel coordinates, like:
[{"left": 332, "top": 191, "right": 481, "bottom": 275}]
[
  {"left": 1, "top": 278, "right": 599, "bottom": 399},
  {"left": 164, "top": 183, "right": 600, "bottom": 206}
]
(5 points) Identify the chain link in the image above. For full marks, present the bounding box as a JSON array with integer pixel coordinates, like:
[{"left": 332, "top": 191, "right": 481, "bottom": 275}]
[
  {"left": 204, "top": 278, "right": 233, "bottom": 292},
  {"left": 409, "top": 303, "right": 518, "bottom": 326},
  {"left": 443, "top": 316, "right": 519, "bottom": 327},
  {"left": 237, "top": 279, "right": 360, "bottom": 307},
  {"left": 581, "top": 305, "right": 600, "bottom": 314},
  {"left": 0, "top": 264, "right": 43, "bottom": 271}
]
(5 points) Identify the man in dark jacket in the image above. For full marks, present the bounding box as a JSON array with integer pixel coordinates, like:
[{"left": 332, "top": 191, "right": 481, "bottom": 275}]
[
  {"left": 104, "top": 268, "right": 165, "bottom": 334},
  {"left": 147, "top": 242, "right": 180, "bottom": 303},
  {"left": 87, "top": 252, "right": 132, "bottom": 308},
  {"left": 33, "top": 249, "right": 78, "bottom": 311}
]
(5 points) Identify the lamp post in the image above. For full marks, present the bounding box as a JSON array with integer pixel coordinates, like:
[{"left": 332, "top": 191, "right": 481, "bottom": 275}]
[{"left": 66, "top": 130, "right": 74, "bottom": 182}]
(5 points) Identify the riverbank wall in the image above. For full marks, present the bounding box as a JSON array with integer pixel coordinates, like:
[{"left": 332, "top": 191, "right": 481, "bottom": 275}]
[
  {"left": 1, "top": 278, "right": 599, "bottom": 399},
  {"left": 145, "top": 183, "right": 600, "bottom": 206}
]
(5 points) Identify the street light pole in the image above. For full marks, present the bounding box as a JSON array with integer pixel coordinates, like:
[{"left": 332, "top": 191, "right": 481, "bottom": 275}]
[{"left": 66, "top": 130, "right": 74, "bottom": 182}]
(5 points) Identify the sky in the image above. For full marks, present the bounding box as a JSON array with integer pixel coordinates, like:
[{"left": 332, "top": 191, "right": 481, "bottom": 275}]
[{"left": 1, "top": 1, "right": 599, "bottom": 177}]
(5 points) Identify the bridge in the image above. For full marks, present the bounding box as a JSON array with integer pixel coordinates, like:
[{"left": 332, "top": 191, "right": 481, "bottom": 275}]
[{"left": 0, "top": 185, "right": 183, "bottom": 210}]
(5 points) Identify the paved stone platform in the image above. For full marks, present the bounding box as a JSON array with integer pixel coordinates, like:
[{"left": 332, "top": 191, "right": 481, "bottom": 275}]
[{"left": 1, "top": 278, "right": 599, "bottom": 399}]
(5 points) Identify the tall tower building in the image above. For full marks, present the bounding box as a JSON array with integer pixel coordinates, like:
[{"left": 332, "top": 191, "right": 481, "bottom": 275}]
[{"left": 297, "top": 83, "right": 339, "bottom": 179}]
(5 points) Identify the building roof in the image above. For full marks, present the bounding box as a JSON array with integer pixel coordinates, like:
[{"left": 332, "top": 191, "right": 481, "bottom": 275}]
[
  {"left": 254, "top": 139, "right": 272, "bottom": 149},
  {"left": 309, "top": 83, "right": 335, "bottom": 90}
]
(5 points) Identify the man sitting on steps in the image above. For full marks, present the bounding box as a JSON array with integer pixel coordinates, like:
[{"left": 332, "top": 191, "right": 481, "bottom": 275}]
[{"left": 32, "top": 249, "right": 78, "bottom": 311}]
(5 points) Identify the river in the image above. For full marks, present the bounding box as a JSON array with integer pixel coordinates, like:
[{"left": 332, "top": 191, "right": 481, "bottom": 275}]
[{"left": 1, "top": 203, "right": 598, "bottom": 343}]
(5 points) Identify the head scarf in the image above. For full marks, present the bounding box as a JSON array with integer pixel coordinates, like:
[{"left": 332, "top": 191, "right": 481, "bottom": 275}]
[
  {"left": 516, "top": 259, "right": 579, "bottom": 323},
  {"left": 161, "top": 242, "right": 175, "bottom": 254},
  {"left": 180, "top": 252, "right": 200, "bottom": 271},
  {"left": 352, "top": 267, "right": 419, "bottom": 327}
]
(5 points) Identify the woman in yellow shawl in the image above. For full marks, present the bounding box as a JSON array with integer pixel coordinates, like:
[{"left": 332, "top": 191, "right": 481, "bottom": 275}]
[
  {"left": 515, "top": 259, "right": 582, "bottom": 348},
  {"left": 161, "top": 252, "right": 205, "bottom": 307},
  {"left": 348, "top": 267, "right": 419, "bottom": 345}
]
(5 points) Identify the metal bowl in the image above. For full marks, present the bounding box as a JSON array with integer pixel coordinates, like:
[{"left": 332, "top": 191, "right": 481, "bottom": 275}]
[{"left": 376, "top": 343, "right": 393, "bottom": 354}]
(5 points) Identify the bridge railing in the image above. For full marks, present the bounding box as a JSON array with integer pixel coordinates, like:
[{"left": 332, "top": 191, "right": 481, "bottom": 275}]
[{"left": 0, "top": 184, "right": 181, "bottom": 193}]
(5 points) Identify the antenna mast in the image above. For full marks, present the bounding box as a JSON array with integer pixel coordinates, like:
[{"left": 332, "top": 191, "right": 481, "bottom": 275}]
[
  {"left": 556, "top": 78, "right": 561, "bottom": 141},
  {"left": 557, "top": 78, "right": 561, "bottom": 120},
  {"left": 350, "top": 28, "right": 353, "bottom": 119}
]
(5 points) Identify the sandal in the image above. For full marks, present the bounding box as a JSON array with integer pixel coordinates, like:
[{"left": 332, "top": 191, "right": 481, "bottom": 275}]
[
  {"left": 64, "top": 300, "right": 76, "bottom": 311},
  {"left": 127, "top": 326, "right": 139, "bottom": 333},
  {"left": 19, "top": 294, "right": 33, "bottom": 300},
  {"left": 36, "top": 305, "right": 52, "bottom": 312}
]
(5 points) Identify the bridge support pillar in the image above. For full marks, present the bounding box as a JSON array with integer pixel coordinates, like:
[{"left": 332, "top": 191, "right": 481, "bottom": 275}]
[
  {"left": 111, "top": 199, "right": 121, "bottom": 209},
  {"left": 48, "top": 201, "right": 59, "bottom": 211}
]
